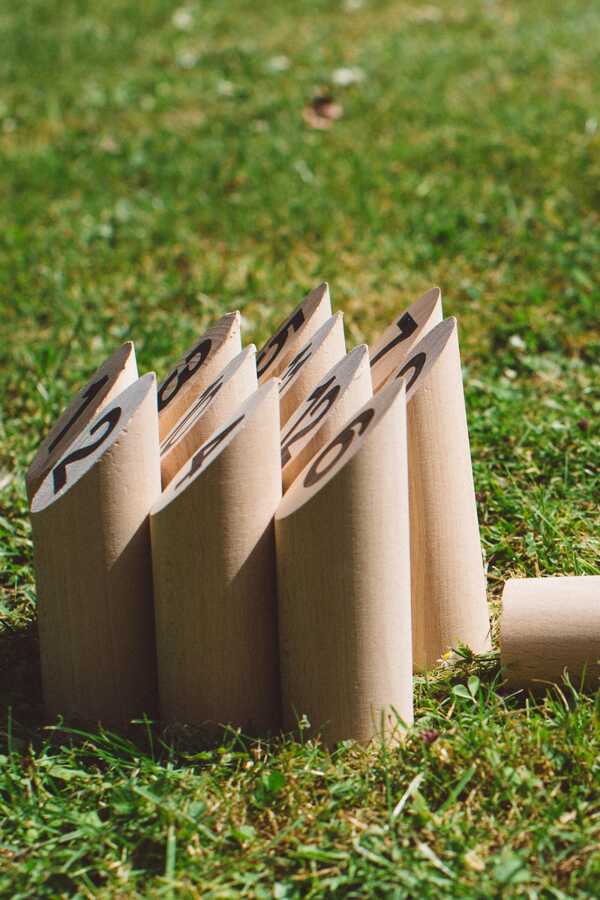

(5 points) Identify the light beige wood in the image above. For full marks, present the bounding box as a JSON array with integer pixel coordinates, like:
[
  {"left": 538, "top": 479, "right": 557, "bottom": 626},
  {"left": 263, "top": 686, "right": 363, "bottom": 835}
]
[
  {"left": 276, "top": 379, "right": 413, "bottom": 746},
  {"left": 256, "top": 282, "right": 332, "bottom": 383},
  {"left": 369, "top": 287, "right": 442, "bottom": 392},
  {"left": 404, "top": 318, "right": 491, "bottom": 670},
  {"left": 281, "top": 344, "right": 372, "bottom": 492},
  {"left": 26, "top": 342, "right": 138, "bottom": 502},
  {"left": 383, "top": 318, "right": 458, "bottom": 399},
  {"left": 151, "top": 381, "right": 282, "bottom": 734},
  {"left": 160, "top": 345, "right": 258, "bottom": 488},
  {"left": 278, "top": 313, "right": 346, "bottom": 427},
  {"left": 158, "top": 311, "right": 241, "bottom": 441},
  {"left": 501, "top": 576, "right": 600, "bottom": 690},
  {"left": 30, "top": 373, "right": 161, "bottom": 726}
]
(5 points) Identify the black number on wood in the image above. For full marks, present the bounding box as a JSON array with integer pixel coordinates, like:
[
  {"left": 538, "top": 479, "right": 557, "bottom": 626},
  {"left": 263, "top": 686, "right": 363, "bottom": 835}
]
[
  {"left": 279, "top": 343, "right": 312, "bottom": 393},
  {"left": 160, "top": 375, "right": 224, "bottom": 455},
  {"left": 303, "top": 408, "right": 375, "bottom": 488},
  {"left": 281, "top": 376, "right": 341, "bottom": 467},
  {"left": 256, "top": 308, "right": 305, "bottom": 378},
  {"left": 47, "top": 375, "right": 109, "bottom": 455},
  {"left": 175, "top": 415, "right": 245, "bottom": 491},
  {"left": 370, "top": 313, "right": 418, "bottom": 368},
  {"left": 52, "top": 407, "right": 121, "bottom": 494},
  {"left": 395, "top": 351, "right": 426, "bottom": 392},
  {"left": 158, "top": 338, "right": 212, "bottom": 411}
]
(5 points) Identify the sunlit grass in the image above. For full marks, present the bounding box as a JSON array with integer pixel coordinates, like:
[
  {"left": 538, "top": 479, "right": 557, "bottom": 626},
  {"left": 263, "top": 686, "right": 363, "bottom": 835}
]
[{"left": 0, "top": 0, "right": 598, "bottom": 894}]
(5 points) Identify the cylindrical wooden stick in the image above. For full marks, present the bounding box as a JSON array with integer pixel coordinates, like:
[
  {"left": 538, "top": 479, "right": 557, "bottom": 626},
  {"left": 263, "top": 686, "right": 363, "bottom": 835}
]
[
  {"left": 278, "top": 313, "right": 346, "bottom": 427},
  {"left": 501, "top": 576, "right": 600, "bottom": 689},
  {"left": 281, "top": 344, "right": 372, "bottom": 492},
  {"left": 276, "top": 379, "right": 413, "bottom": 746},
  {"left": 151, "top": 381, "right": 282, "bottom": 734},
  {"left": 30, "top": 373, "right": 161, "bottom": 726},
  {"left": 160, "top": 345, "right": 258, "bottom": 488},
  {"left": 158, "top": 311, "right": 241, "bottom": 441},
  {"left": 399, "top": 318, "right": 490, "bottom": 670},
  {"left": 26, "top": 342, "right": 138, "bottom": 502},
  {"left": 369, "top": 287, "right": 442, "bottom": 392},
  {"left": 257, "top": 282, "right": 332, "bottom": 383}
]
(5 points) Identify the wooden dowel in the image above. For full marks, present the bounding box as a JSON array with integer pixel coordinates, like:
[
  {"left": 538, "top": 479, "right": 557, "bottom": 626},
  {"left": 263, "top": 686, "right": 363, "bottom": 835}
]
[
  {"left": 369, "top": 287, "right": 442, "bottom": 392},
  {"left": 281, "top": 344, "right": 372, "bottom": 492},
  {"left": 276, "top": 379, "right": 413, "bottom": 746},
  {"left": 26, "top": 342, "right": 138, "bottom": 502},
  {"left": 278, "top": 313, "right": 346, "bottom": 427},
  {"left": 151, "top": 381, "right": 282, "bottom": 734},
  {"left": 395, "top": 318, "right": 491, "bottom": 670},
  {"left": 158, "top": 311, "right": 241, "bottom": 441},
  {"left": 257, "top": 282, "right": 332, "bottom": 383},
  {"left": 160, "top": 345, "right": 258, "bottom": 488},
  {"left": 30, "top": 373, "right": 161, "bottom": 726},
  {"left": 501, "top": 576, "right": 600, "bottom": 689}
]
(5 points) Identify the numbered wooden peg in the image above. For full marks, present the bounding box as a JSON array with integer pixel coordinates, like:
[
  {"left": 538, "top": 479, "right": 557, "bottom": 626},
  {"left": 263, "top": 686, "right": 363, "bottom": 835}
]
[
  {"left": 281, "top": 344, "right": 372, "bottom": 492},
  {"left": 151, "top": 381, "right": 282, "bottom": 733},
  {"left": 26, "top": 342, "right": 138, "bottom": 502},
  {"left": 256, "top": 282, "right": 332, "bottom": 383},
  {"left": 30, "top": 373, "right": 161, "bottom": 726},
  {"left": 276, "top": 379, "right": 413, "bottom": 747},
  {"left": 278, "top": 313, "right": 346, "bottom": 427},
  {"left": 394, "top": 317, "right": 491, "bottom": 670},
  {"left": 158, "top": 311, "right": 241, "bottom": 441},
  {"left": 369, "top": 287, "right": 442, "bottom": 392},
  {"left": 501, "top": 576, "right": 600, "bottom": 690},
  {"left": 160, "top": 345, "right": 258, "bottom": 488}
]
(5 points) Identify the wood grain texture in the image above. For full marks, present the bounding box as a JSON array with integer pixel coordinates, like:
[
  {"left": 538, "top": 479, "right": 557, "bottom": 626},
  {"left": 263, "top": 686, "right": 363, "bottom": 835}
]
[
  {"left": 405, "top": 319, "right": 491, "bottom": 670},
  {"left": 157, "top": 311, "right": 241, "bottom": 441},
  {"left": 281, "top": 344, "right": 372, "bottom": 492},
  {"left": 369, "top": 287, "right": 442, "bottom": 392},
  {"left": 276, "top": 379, "right": 412, "bottom": 746},
  {"left": 501, "top": 576, "right": 600, "bottom": 689},
  {"left": 256, "top": 282, "right": 332, "bottom": 383},
  {"left": 30, "top": 373, "right": 161, "bottom": 726},
  {"left": 160, "top": 345, "right": 257, "bottom": 488},
  {"left": 151, "top": 381, "right": 282, "bottom": 734},
  {"left": 26, "top": 342, "right": 138, "bottom": 502},
  {"left": 278, "top": 313, "right": 346, "bottom": 427}
]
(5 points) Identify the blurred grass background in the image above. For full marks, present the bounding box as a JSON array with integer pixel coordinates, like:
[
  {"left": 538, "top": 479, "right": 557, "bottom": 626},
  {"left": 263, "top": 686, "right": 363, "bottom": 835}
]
[{"left": 0, "top": 0, "right": 598, "bottom": 895}]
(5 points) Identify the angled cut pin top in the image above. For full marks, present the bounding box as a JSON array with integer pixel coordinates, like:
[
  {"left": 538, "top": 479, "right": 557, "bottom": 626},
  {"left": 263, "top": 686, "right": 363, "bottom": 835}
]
[
  {"left": 369, "top": 286, "right": 442, "bottom": 392},
  {"left": 157, "top": 311, "right": 241, "bottom": 441},
  {"left": 26, "top": 341, "right": 138, "bottom": 502},
  {"left": 256, "top": 282, "right": 332, "bottom": 383},
  {"left": 159, "top": 345, "right": 258, "bottom": 488},
  {"left": 281, "top": 343, "right": 372, "bottom": 492},
  {"left": 278, "top": 312, "right": 346, "bottom": 427}
]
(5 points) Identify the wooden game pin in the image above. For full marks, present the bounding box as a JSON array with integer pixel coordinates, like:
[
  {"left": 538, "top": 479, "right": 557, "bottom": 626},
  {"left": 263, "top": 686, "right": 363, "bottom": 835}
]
[
  {"left": 276, "top": 378, "right": 413, "bottom": 746},
  {"left": 281, "top": 344, "right": 372, "bottom": 492},
  {"left": 26, "top": 342, "right": 138, "bottom": 502},
  {"left": 369, "top": 287, "right": 442, "bottom": 392},
  {"left": 278, "top": 313, "right": 346, "bottom": 427},
  {"left": 158, "top": 311, "right": 241, "bottom": 441},
  {"left": 30, "top": 373, "right": 161, "bottom": 726},
  {"left": 151, "top": 381, "right": 282, "bottom": 734},
  {"left": 388, "top": 317, "right": 491, "bottom": 670},
  {"left": 160, "top": 345, "right": 258, "bottom": 488},
  {"left": 256, "top": 282, "right": 332, "bottom": 383},
  {"left": 501, "top": 576, "right": 600, "bottom": 690}
]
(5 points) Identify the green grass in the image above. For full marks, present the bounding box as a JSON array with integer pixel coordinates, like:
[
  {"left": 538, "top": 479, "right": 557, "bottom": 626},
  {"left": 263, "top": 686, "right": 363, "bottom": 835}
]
[{"left": 0, "top": 0, "right": 599, "bottom": 894}]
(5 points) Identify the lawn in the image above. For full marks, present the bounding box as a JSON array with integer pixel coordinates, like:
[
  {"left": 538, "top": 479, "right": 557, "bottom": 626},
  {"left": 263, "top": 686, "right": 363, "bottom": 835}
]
[{"left": 0, "top": 0, "right": 599, "bottom": 895}]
